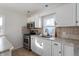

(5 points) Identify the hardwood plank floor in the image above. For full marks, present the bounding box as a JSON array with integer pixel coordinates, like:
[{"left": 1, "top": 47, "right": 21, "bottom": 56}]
[{"left": 12, "top": 48, "right": 38, "bottom": 56}]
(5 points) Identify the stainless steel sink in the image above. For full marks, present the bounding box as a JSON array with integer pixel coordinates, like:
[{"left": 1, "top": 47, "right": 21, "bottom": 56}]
[{"left": 41, "top": 35, "right": 52, "bottom": 38}]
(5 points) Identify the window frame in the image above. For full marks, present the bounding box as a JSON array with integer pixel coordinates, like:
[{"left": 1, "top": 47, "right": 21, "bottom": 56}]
[
  {"left": 0, "top": 15, "right": 5, "bottom": 36},
  {"left": 42, "top": 13, "right": 56, "bottom": 36}
]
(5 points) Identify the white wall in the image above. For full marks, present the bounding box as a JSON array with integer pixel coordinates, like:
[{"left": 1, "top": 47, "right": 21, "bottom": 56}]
[{"left": 0, "top": 9, "right": 26, "bottom": 49}]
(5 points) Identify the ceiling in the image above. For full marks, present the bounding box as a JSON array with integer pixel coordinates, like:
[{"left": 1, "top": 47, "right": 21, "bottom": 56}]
[{"left": 0, "top": 3, "right": 65, "bottom": 16}]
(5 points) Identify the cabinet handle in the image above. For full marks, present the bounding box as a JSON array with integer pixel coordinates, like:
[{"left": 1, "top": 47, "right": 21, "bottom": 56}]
[
  {"left": 40, "top": 43, "right": 42, "bottom": 46},
  {"left": 54, "top": 43, "right": 58, "bottom": 45},
  {"left": 40, "top": 42, "right": 43, "bottom": 46},
  {"left": 76, "top": 21, "right": 78, "bottom": 23},
  {"left": 59, "top": 51, "right": 61, "bottom": 54}
]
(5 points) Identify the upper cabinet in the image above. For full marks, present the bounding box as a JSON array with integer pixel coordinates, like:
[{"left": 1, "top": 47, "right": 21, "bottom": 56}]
[
  {"left": 34, "top": 16, "right": 42, "bottom": 28},
  {"left": 27, "top": 17, "right": 35, "bottom": 23},
  {"left": 56, "top": 4, "right": 76, "bottom": 26},
  {"left": 77, "top": 3, "right": 79, "bottom": 25},
  {"left": 27, "top": 16, "right": 42, "bottom": 28}
]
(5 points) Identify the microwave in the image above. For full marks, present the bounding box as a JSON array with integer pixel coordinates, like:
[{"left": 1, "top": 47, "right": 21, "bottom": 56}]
[{"left": 27, "top": 22, "right": 35, "bottom": 29}]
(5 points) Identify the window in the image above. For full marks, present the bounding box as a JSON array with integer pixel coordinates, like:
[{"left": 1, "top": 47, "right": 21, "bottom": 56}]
[
  {"left": 42, "top": 13, "right": 56, "bottom": 36},
  {"left": 0, "top": 16, "right": 3, "bottom": 34},
  {"left": 43, "top": 18, "right": 55, "bottom": 26}
]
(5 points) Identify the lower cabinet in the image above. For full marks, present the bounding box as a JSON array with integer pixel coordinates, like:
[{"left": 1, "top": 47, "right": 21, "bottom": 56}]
[
  {"left": 31, "top": 36, "right": 51, "bottom": 56},
  {"left": 42, "top": 38, "right": 51, "bottom": 56},
  {"left": 34, "top": 37, "right": 43, "bottom": 55},
  {"left": 31, "top": 36, "right": 75, "bottom": 56},
  {"left": 31, "top": 36, "right": 43, "bottom": 55},
  {"left": 62, "top": 44, "right": 74, "bottom": 56},
  {"left": 62, "top": 44, "right": 79, "bottom": 56},
  {"left": 52, "top": 41, "right": 62, "bottom": 56},
  {"left": 52, "top": 41, "right": 75, "bottom": 56},
  {"left": 31, "top": 36, "right": 36, "bottom": 53}
]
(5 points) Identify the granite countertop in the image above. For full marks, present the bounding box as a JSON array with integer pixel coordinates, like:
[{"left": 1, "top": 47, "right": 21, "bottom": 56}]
[
  {"left": 0, "top": 36, "right": 13, "bottom": 53},
  {"left": 31, "top": 35, "right": 79, "bottom": 48}
]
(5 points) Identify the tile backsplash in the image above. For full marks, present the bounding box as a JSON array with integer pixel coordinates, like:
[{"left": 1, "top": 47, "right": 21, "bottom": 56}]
[
  {"left": 22, "top": 26, "right": 42, "bottom": 35},
  {"left": 56, "top": 26, "right": 79, "bottom": 40}
]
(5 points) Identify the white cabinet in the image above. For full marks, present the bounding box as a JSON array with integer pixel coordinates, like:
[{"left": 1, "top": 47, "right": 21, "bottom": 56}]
[
  {"left": 52, "top": 41, "right": 62, "bottom": 56},
  {"left": 27, "top": 17, "right": 33, "bottom": 23},
  {"left": 34, "top": 37, "right": 43, "bottom": 55},
  {"left": 42, "top": 38, "right": 51, "bottom": 56},
  {"left": 27, "top": 16, "right": 42, "bottom": 28},
  {"left": 31, "top": 36, "right": 36, "bottom": 53},
  {"left": 62, "top": 44, "right": 74, "bottom": 56},
  {"left": 31, "top": 36, "right": 76, "bottom": 56},
  {"left": 31, "top": 36, "right": 51, "bottom": 56},
  {"left": 34, "top": 16, "right": 42, "bottom": 28},
  {"left": 77, "top": 3, "right": 79, "bottom": 17},
  {"left": 56, "top": 4, "right": 76, "bottom": 26},
  {"left": 77, "top": 3, "right": 79, "bottom": 25},
  {"left": 74, "top": 47, "right": 79, "bottom": 56},
  {"left": 35, "top": 18, "right": 42, "bottom": 28},
  {"left": 35, "top": 37, "right": 52, "bottom": 56},
  {"left": 31, "top": 36, "right": 43, "bottom": 55}
]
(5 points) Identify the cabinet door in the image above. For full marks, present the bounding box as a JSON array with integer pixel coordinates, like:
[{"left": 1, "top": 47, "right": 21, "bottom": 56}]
[
  {"left": 74, "top": 47, "right": 79, "bottom": 56},
  {"left": 56, "top": 4, "right": 76, "bottom": 26},
  {"left": 52, "top": 41, "right": 62, "bottom": 56},
  {"left": 31, "top": 36, "right": 43, "bottom": 55},
  {"left": 27, "top": 17, "right": 35, "bottom": 23},
  {"left": 77, "top": 3, "right": 79, "bottom": 25},
  {"left": 31, "top": 37, "right": 36, "bottom": 52},
  {"left": 42, "top": 39, "right": 51, "bottom": 56},
  {"left": 77, "top": 3, "right": 79, "bottom": 18},
  {"left": 35, "top": 16, "right": 42, "bottom": 28},
  {"left": 62, "top": 44, "right": 74, "bottom": 56},
  {"left": 27, "top": 18, "right": 31, "bottom": 23},
  {"left": 34, "top": 37, "right": 43, "bottom": 55}
]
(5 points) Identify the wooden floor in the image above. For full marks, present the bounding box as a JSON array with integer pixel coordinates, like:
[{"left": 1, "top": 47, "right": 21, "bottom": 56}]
[{"left": 12, "top": 48, "right": 38, "bottom": 56}]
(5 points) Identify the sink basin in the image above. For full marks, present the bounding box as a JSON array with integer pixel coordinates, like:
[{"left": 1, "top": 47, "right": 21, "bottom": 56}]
[
  {"left": 39, "top": 34, "right": 55, "bottom": 40},
  {"left": 41, "top": 35, "right": 52, "bottom": 38}
]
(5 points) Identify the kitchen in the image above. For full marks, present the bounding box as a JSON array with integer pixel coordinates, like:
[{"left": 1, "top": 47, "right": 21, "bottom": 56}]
[{"left": 0, "top": 3, "right": 79, "bottom": 56}]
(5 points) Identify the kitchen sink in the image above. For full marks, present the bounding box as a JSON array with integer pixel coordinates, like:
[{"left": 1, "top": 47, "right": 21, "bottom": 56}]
[{"left": 41, "top": 35, "right": 52, "bottom": 38}]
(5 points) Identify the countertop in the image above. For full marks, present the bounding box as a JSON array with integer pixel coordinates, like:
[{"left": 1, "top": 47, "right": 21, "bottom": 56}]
[
  {"left": 31, "top": 35, "right": 79, "bottom": 48},
  {"left": 0, "top": 36, "right": 13, "bottom": 53}
]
